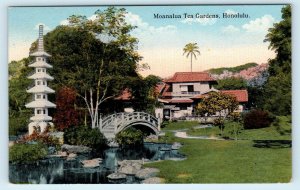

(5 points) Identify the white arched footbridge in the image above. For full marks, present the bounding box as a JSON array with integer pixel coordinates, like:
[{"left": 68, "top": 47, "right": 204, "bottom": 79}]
[{"left": 98, "top": 112, "right": 161, "bottom": 139}]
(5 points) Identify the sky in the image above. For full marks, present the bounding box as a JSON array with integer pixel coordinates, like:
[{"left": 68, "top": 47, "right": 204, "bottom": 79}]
[{"left": 8, "top": 5, "right": 284, "bottom": 78}]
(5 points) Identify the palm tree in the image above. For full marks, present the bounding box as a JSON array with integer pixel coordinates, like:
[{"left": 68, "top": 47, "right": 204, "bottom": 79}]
[{"left": 183, "top": 43, "right": 200, "bottom": 72}]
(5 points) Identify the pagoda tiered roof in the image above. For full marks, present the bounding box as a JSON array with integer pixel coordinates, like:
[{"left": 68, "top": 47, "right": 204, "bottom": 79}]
[
  {"left": 28, "top": 72, "right": 54, "bottom": 80},
  {"left": 29, "top": 61, "right": 53, "bottom": 68},
  {"left": 25, "top": 100, "right": 56, "bottom": 108},
  {"left": 27, "top": 86, "right": 55, "bottom": 93},
  {"left": 30, "top": 115, "right": 53, "bottom": 121},
  {"left": 30, "top": 51, "right": 51, "bottom": 57}
]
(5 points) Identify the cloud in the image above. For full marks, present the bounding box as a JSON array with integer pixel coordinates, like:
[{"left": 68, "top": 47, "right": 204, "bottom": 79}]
[
  {"left": 124, "top": 12, "right": 177, "bottom": 48},
  {"left": 34, "top": 23, "right": 51, "bottom": 31},
  {"left": 88, "top": 14, "right": 98, "bottom": 21},
  {"left": 222, "top": 25, "right": 240, "bottom": 33},
  {"left": 60, "top": 19, "right": 69, "bottom": 26},
  {"left": 224, "top": 9, "right": 238, "bottom": 15},
  {"left": 242, "top": 14, "right": 275, "bottom": 33},
  {"left": 181, "top": 17, "right": 217, "bottom": 25}
]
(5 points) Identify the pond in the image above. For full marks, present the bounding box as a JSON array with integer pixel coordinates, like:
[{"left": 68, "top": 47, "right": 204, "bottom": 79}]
[{"left": 9, "top": 142, "right": 185, "bottom": 184}]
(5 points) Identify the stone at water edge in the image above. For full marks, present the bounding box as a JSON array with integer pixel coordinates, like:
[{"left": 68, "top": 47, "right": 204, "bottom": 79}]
[
  {"left": 171, "top": 142, "right": 182, "bottom": 150},
  {"left": 66, "top": 153, "right": 77, "bottom": 161},
  {"left": 142, "top": 177, "right": 162, "bottom": 184},
  {"left": 135, "top": 168, "right": 160, "bottom": 179},
  {"left": 81, "top": 158, "right": 103, "bottom": 168},
  {"left": 117, "top": 160, "right": 143, "bottom": 175},
  {"left": 107, "top": 173, "right": 127, "bottom": 180},
  {"left": 61, "top": 144, "right": 92, "bottom": 154}
]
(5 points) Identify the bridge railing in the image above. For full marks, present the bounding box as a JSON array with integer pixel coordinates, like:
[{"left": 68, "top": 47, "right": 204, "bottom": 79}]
[{"left": 100, "top": 112, "right": 159, "bottom": 131}]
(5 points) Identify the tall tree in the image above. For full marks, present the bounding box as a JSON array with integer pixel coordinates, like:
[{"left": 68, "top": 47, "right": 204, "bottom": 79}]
[
  {"left": 30, "top": 7, "right": 142, "bottom": 129},
  {"left": 263, "top": 5, "right": 291, "bottom": 115},
  {"left": 183, "top": 43, "right": 200, "bottom": 72}
]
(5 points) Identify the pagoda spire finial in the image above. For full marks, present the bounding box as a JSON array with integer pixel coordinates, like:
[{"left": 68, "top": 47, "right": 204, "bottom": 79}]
[{"left": 38, "top": 25, "right": 44, "bottom": 52}]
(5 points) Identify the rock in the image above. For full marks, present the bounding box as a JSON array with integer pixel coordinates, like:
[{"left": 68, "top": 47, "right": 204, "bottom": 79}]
[
  {"left": 67, "top": 153, "right": 77, "bottom": 161},
  {"left": 58, "top": 151, "right": 68, "bottom": 157},
  {"left": 171, "top": 142, "right": 182, "bottom": 150},
  {"left": 141, "top": 177, "right": 162, "bottom": 184},
  {"left": 107, "top": 172, "right": 127, "bottom": 180},
  {"left": 81, "top": 158, "right": 102, "bottom": 168},
  {"left": 135, "top": 168, "right": 159, "bottom": 179},
  {"left": 118, "top": 160, "right": 142, "bottom": 175},
  {"left": 48, "top": 146, "right": 56, "bottom": 154},
  {"left": 144, "top": 134, "right": 158, "bottom": 142},
  {"left": 61, "top": 144, "right": 91, "bottom": 154}
]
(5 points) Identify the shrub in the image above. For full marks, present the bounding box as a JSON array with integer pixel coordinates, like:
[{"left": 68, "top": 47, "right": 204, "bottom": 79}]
[
  {"left": 243, "top": 110, "right": 274, "bottom": 129},
  {"left": 18, "top": 131, "right": 60, "bottom": 148},
  {"left": 9, "top": 111, "right": 31, "bottom": 136},
  {"left": 115, "top": 128, "right": 144, "bottom": 147},
  {"left": 9, "top": 142, "right": 47, "bottom": 164},
  {"left": 64, "top": 126, "right": 107, "bottom": 150}
]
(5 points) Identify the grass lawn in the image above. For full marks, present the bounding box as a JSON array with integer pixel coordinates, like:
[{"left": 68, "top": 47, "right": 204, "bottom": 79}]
[
  {"left": 187, "top": 116, "right": 292, "bottom": 140},
  {"left": 146, "top": 117, "right": 292, "bottom": 183},
  {"left": 161, "top": 120, "right": 199, "bottom": 131}
]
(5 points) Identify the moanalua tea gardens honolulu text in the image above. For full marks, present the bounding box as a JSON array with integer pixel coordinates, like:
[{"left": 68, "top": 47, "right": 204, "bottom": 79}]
[{"left": 153, "top": 12, "right": 250, "bottom": 19}]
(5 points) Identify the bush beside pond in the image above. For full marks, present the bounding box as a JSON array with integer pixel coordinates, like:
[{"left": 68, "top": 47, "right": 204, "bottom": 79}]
[
  {"left": 115, "top": 128, "right": 144, "bottom": 146},
  {"left": 64, "top": 126, "right": 107, "bottom": 150},
  {"left": 9, "top": 143, "right": 47, "bottom": 164}
]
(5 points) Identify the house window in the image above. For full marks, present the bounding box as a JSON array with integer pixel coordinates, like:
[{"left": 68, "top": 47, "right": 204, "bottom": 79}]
[
  {"left": 180, "top": 85, "right": 188, "bottom": 92},
  {"left": 188, "top": 85, "right": 194, "bottom": 92}
]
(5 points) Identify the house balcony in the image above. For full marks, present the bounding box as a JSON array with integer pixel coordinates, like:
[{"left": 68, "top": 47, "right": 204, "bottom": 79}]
[{"left": 171, "top": 91, "right": 201, "bottom": 97}]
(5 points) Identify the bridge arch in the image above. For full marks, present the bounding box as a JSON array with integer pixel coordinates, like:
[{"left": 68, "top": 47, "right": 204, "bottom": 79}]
[
  {"left": 116, "top": 121, "right": 159, "bottom": 136},
  {"left": 99, "top": 112, "right": 161, "bottom": 139}
]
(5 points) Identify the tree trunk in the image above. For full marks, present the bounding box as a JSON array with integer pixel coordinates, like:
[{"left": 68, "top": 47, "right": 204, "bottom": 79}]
[{"left": 190, "top": 55, "right": 193, "bottom": 72}]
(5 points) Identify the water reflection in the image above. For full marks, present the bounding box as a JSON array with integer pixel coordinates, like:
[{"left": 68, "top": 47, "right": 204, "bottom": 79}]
[{"left": 9, "top": 143, "right": 185, "bottom": 184}]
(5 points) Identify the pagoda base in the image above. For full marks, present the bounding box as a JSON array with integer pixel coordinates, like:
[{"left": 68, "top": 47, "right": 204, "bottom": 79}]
[{"left": 28, "top": 121, "right": 54, "bottom": 135}]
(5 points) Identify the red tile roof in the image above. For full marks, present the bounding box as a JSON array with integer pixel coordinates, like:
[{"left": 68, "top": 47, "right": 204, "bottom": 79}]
[
  {"left": 160, "top": 98, "right": 194, "bottom": 103},
  {"left": 155, "top": 84, "right": 165, "bottom": 94},
  {"left": 115, "top": 88, "right": 132, "bottom": 100},
  {"left": 161, "top": 84, "right": 172, "bottom": 97},
  {"left": 220, "top": 90, "right": 248, "bottom": 102},
  {"left": 192, "top": 90, "right": 248, "bottom": 103},
  {"left": 165, "top": 72, "right": 216, "bottom": 83}
]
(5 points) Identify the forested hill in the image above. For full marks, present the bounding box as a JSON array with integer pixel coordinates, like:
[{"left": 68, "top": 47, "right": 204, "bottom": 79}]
[
  {"left": 208, "top": 62, "right": 258, "bottom": 75},
  {"left": 208, "top": 62, "right": 268, "bottom": 81}
]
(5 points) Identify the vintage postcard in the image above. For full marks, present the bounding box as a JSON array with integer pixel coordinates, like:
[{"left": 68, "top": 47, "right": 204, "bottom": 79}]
[{"left": 8, "top": 4, "right": 291, "bottom": 184}]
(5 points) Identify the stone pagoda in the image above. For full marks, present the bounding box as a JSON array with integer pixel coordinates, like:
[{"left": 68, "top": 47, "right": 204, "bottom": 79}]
[{"left": 25, "top": 25, "right": 56, "bottom": 135}]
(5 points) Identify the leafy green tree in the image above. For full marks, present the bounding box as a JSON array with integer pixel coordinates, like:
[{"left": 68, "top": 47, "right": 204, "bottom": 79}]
[
  {"left": 29, "top": 7, "right": 142, "bottom": 129},
  {"left": 183, "top": 43, "right": 200, "bottom": 72},
  {"left": 196, "top": 92, "right": 238, "bottom": 135},
  {"left": 263, "top": 5, "right": 291, "bottom": 115},
  {"left": 214, "top": 77, "right": 247, "bottom": 90}
]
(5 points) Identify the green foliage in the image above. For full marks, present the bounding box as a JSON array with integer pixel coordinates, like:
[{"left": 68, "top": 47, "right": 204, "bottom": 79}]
[
  {"left": 9, "top": 58, "right": 32, "bottom": 113},
  {"left": 263, "top": 5, "right": 291, "bottom": 115},
  {"left": 64, "top": 126, "right": 107, "bottom": 150},
  {"left": 214, "top": 77, "right": 247, "bottom": 90},
  {"left": 209, "top": 62, "right": 258, "bottom": 75},
  {"left": 196, "top": 92, "right": 239, "bottom": 118},
  {"left": 243, "top": 110, "right": 274, "bottom": 129},
  {"left": 115, "top": 128, "right": 144, "bottom": 146},
  {"left": 227, "top": 121, "right": 243, "bottom": 140},
  {"left": 9, "top": 143, "right": 47, "bottom": 164},
  {"left": 9, "top": 111, "right": 31, "bottom": 136}
]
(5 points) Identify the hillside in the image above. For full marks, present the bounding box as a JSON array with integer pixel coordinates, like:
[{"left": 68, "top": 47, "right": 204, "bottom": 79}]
[
  {"left": 209, "top": 63, "right": 268, "bottom": 81},
  {"left": 208, "top": 62, "right": 258, "bottom": 75}
]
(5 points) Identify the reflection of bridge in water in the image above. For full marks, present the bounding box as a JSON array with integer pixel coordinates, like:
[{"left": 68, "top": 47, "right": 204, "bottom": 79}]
[{"left": 98, "top": 112, "right": 161, "bottom": 140}]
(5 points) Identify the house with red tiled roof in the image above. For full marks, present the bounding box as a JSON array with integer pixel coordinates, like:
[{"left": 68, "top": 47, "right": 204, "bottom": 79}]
[{"left": 155, "top": 72, "right": 248, "bottom": 120}]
